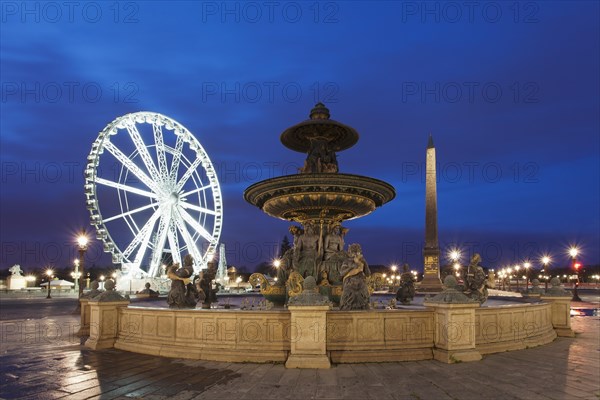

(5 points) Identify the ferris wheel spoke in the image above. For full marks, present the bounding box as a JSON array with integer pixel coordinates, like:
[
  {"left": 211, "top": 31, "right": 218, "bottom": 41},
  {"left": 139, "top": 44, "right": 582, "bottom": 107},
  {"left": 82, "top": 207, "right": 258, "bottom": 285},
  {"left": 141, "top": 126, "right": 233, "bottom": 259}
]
[
  {"left": 173, "top": 209, "right": 203, "bottom": 266},
  {"left": 167, "top": 222, "right": 181, "bottom": 265},
  {"left": 180, "top": 201, "right": 217, "bottom": 216},
  {"left": 169, "top": 134, "right": 185, "bottom": 185},
  {"left": 132, "top": 216, "right": 159, "bottom": 266},
  {"left": 125, "top": 122, "right": 161, "bottom": 180},
  {"left": 176, "top": 156, "right": 203, "bottom": 192},
  {"left": 148, "top": 212, "right": 171, "bottom": 276},
  {"left": 122, "top": 208, "right": 162, "bottom": 260},
  {"left": 104, "top": 141, "right": 160, "bottom": 193},
  {"left": 180, "top": 184, "right": 211, "bottom": 198},
  {"left": 178, "top": 206, "right": 217, "bottom": 244},
  {"left": 153, "top": 123, "right": 170, "bottom": 183},
  {"left": 95, "top": 177, "right": 158, "bottom": 199},
  {"left": 102, "top": 202, "right": 159, "bottom": 223}
]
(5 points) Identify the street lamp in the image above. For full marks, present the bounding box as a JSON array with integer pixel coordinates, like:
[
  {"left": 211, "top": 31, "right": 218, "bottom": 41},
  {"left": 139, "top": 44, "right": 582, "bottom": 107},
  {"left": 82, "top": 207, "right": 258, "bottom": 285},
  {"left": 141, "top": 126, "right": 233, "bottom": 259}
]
[
  {"left": 514, "top": 265, "right": 521, "bottom": 292},
  {"left": 523, "top": 262, "right": 531, "bottom": 293},
  {"left": 541, "top": 255, "right": 551, "bottom": 290},
  {"left": 390, "top": 265, "right": 398, "bottom": 291},
  {"left": 76, "top": 230, "right": 89, "bottom": 299},
  {"left": 73, "top": 259, "right": 80, "bottom": 293},
  {"left": 568, "top": 246, "right": 582, "bottom": 301},
  {"left": 449, "top": 249, "right": 462, "bottom": 281},
  {"left": 45, "top": 269, "right": 54, "bottom": 299}
]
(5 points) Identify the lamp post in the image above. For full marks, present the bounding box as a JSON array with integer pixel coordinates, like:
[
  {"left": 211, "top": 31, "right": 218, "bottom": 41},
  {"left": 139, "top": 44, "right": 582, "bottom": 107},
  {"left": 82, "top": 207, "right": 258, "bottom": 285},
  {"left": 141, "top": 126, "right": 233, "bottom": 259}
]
[
  {"left": 449, "top": 249, "right": 461, "bottom": 281},
  {"left": 541, "top": 255, "right": 551, "bottom": 291},
  {"left": 390, "top": 265, "right": 398, "bottom": 291},
  {"left": 514, "top": 265, "right": 521, "bottom": 292},
  {"left": 76, "top": 231, "right": 89, "bottom": 299},
  {"left": 523, "top": 262, "right": 531, "bottom": 293},
  {"left": 569, "top": 247, "right": 582, "bottom": 302},
  {"left": 45, "top": 269, "right": 54, "bottom": 299},
  {"left": 73, "top": 259, "right": 80, "bottom": 293},
  {"left": 507, "top": 267, "right": 512, "bottom": 291}
]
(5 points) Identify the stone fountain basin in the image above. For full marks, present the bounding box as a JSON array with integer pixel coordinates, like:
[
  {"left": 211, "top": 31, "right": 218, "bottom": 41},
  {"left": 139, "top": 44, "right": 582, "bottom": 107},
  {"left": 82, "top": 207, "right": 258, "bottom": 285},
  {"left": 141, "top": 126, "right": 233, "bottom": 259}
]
[{"left": 244, "top": 173, "right": 396, "bottom": 221}]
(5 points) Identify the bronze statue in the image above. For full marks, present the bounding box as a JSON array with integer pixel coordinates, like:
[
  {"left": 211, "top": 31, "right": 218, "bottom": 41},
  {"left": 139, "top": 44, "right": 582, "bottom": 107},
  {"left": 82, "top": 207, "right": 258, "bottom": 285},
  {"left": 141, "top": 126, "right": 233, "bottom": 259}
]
[
  {"left": 136, "top": 282, "right": 159, "bottom": 298},
  {"left": 294, "top": 222, "right": 319, "bottom": 278},
  {"left": 396, "top": 264, "right": 416, "bottom": 305},
  {"left": 167, "top": 255, "right": 197, "bottom": 308},
  {"left": 463, "top": 253, "right": 488, "bottom": 304},
  {"left": 196, "top": 262, "right": 219, "bottom": 309},
  {"left": 339, "top": 243, "right": 371, "bottom": 310}
]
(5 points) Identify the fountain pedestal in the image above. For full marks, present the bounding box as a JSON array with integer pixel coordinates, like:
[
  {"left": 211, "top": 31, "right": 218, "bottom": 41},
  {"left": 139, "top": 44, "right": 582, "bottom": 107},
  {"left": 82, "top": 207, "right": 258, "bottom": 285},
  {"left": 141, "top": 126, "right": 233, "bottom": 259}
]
[{"left": 285, "top": 305, "right": 331, "bottom": 368}]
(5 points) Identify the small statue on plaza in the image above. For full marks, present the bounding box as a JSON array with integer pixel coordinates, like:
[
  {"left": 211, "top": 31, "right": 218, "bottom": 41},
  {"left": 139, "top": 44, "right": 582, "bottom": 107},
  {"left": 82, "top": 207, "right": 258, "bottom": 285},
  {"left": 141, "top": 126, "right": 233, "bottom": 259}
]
[
  {"left": 463, "top": 253, "right": 488, "bottom": 304},
  {"left": 196, "top": 262, "right": 219, "bottom": 309},
  {"left": 83, "top": 280, "right": 104, "bottom": 299},
  {"left": 93, "top": 279, "right": 129, "bottom": 302},
  {"left": 136, "top": 282, "right": 159, "bottom": 298},
  {"left": 9, "top": 264, "right": 23, "bottom": 276},
  {"left": 396, "top": 263, "right": 416, "bottom": 305},
  {"left": 529, "top": 279, "right": 545, "bottom": 295},
  {"left": 339, "top": 243, "right": 371, "bottom": 310},
  {"left": 167, "top": 255, "right": 197, "bottom": 309}
]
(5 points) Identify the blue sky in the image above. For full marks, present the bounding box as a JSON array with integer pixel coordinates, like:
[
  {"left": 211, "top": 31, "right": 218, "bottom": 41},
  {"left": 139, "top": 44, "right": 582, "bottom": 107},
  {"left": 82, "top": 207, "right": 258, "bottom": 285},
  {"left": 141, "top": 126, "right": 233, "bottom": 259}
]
[{"left": 1, "top": 1, "right": 598, "bottom": 272}]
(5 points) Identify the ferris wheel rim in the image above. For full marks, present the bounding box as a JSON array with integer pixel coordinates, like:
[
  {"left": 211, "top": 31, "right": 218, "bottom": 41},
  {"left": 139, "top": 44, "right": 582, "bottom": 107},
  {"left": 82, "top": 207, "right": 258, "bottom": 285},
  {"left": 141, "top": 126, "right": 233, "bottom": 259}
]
[{"left": 84, "top": 111, "right": 223, "bottom": 276}]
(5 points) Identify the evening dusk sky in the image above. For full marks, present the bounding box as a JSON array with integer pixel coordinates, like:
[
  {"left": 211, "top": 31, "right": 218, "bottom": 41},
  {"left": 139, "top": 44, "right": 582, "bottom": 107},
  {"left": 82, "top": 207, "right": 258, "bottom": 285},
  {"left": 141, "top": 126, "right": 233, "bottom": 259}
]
[{"left": 1, "top": 1, "right": 598, "bottom": 272}]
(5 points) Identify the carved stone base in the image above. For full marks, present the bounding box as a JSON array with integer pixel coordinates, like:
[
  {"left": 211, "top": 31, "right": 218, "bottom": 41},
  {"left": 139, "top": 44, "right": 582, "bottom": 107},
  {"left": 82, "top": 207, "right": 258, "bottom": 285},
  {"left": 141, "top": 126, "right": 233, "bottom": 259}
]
[
  {"left": 554, "top": 327, "right": 576, "bottom": 338},
  {"left": 417, "top": 273, "right": 443, "bottom": 293},
  {"left": 433, "top": 348, "right": 482, "bottom": 363},
  {"left": 285, "top": 354, "right": 331, "bottom": 369}
]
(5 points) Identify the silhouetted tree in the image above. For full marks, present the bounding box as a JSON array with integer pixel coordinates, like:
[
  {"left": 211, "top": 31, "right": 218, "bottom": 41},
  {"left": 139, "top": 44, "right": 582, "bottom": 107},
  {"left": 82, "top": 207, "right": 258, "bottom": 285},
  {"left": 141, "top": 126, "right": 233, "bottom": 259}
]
[{"left": 280, "top": 235, "right": 291, "bottom": 256}]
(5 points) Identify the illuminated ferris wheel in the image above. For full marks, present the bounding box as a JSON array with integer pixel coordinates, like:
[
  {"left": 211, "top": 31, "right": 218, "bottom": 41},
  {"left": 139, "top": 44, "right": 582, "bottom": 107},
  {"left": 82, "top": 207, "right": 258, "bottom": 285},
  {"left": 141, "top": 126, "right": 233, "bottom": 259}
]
[{"left": 84, "top": 112, "right": 223, "bottom": 277}]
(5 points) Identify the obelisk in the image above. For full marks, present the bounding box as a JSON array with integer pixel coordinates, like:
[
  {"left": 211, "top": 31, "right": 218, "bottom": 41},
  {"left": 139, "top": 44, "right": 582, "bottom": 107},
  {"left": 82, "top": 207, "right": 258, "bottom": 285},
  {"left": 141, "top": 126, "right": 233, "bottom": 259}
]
[
  {"left": 419, "top": 134, "right": 443, "bottom": 291},
  {"left": 216, "top": 243, "right": 228, "bottom": 283}
]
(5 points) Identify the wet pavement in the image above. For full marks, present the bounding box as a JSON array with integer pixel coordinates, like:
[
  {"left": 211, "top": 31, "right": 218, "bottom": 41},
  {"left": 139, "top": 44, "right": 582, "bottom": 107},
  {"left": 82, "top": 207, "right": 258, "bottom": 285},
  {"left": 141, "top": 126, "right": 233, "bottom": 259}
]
[{"left": 1, "top": 295, "right": 599, "bottom": 399}]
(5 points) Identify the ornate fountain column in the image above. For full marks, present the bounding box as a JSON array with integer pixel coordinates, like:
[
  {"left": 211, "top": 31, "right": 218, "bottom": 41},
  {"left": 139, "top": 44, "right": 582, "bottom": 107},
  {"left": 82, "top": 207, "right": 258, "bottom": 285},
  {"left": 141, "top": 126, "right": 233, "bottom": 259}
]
[{"left": 245, "top": 104, "right": 395, "bottom": 302}]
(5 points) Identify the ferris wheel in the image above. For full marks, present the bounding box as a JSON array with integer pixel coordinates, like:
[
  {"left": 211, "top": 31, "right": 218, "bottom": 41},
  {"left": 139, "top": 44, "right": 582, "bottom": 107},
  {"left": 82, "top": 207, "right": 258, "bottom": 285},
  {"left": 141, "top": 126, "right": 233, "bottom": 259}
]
[{"left": 84, "top": 112, "right": 223, "bottom": 277}]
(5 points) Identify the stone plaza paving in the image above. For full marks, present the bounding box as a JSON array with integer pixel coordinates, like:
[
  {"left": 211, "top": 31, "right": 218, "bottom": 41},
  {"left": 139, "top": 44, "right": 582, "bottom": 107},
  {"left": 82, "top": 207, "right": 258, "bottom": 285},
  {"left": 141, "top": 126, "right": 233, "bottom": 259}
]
[{"left": 1, "top": 296, "right": 598, "bottom": 400}]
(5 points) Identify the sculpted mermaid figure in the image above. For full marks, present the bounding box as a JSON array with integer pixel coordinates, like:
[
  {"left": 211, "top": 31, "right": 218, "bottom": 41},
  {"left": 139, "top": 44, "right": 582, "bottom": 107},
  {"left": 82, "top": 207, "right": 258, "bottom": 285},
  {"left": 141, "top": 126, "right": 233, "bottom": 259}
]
[{"left": 339, "top": 243, "right": 371, "bottom": 310}]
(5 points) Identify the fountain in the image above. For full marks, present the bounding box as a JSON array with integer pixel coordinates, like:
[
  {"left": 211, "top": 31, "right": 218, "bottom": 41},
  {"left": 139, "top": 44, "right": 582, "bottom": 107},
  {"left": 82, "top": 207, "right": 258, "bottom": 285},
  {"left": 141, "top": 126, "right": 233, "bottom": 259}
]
[
  {"left": 244, "top": 103, "right": 395, "bottom": 305},
  {"left": 82, "top": 104, "right": 571, "bottom": 365}
]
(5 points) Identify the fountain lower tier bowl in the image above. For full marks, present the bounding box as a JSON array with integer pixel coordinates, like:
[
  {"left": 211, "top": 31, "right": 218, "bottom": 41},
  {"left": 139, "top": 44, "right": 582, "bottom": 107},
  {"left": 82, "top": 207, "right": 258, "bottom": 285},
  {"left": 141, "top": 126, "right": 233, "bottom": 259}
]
[{"left": 244, "top": 173, "right": 396, "bottom": 223}]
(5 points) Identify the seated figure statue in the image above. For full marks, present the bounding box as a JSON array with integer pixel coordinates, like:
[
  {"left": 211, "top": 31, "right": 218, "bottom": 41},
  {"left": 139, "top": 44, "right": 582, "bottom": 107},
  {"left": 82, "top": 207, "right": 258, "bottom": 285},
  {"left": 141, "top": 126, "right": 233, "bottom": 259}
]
[
  {"left": 136, "top": 282, "right": 159, "bottom": 298},
  {"left": 167, "top": 255, "right": 197, "bottom": 309},
  {"left": 339, "top": 244, "right": 371, "bottom": 310},
  {"left": 196, "top": 263, "right": 219, "bottom": 309},
  {"left": 463, "top": 253, "right": 488, "bottom": 304},
  {"left": 396, "top": 263, "right": 416, "bottom": 305}
]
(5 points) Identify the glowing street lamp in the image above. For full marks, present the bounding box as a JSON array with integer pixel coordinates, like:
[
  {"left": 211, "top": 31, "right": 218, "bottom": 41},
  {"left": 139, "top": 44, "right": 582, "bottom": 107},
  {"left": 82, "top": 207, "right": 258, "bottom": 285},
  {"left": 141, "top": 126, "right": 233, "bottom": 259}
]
[
  {"left": 45, "top": 269, "right": 54, "bottom": 299},
  {"left": 541, "top": 255, "right": 551, "bottom": 290},
  {"left": 568, "top": 246, "right": 582, "bottom": 301},
  {"left": 514, "top": 265, "right": 521, "bottom": 292},
  {"left": 523, "top": 262, "right": 531, "bottom": 292},
  {"left": 76, "top": 230, "right": 89, "bottom": 299}
]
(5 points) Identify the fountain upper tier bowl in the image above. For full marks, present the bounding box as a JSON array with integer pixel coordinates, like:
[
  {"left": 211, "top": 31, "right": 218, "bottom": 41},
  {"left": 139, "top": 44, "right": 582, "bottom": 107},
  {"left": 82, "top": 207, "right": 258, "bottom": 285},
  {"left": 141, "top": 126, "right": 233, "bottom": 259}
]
[{"left": 244, "top": 173, "right": 396, "bottom": 223}]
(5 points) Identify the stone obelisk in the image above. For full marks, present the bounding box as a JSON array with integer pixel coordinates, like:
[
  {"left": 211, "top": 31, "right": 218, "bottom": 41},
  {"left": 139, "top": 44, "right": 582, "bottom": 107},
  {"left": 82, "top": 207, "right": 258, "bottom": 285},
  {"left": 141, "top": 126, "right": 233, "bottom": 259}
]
[
  {"left": 418, "top": 134, "right": 443, "bottom": 292},
  {"left": 216, "top": 244, "right": 228, "bottom": 283}
]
